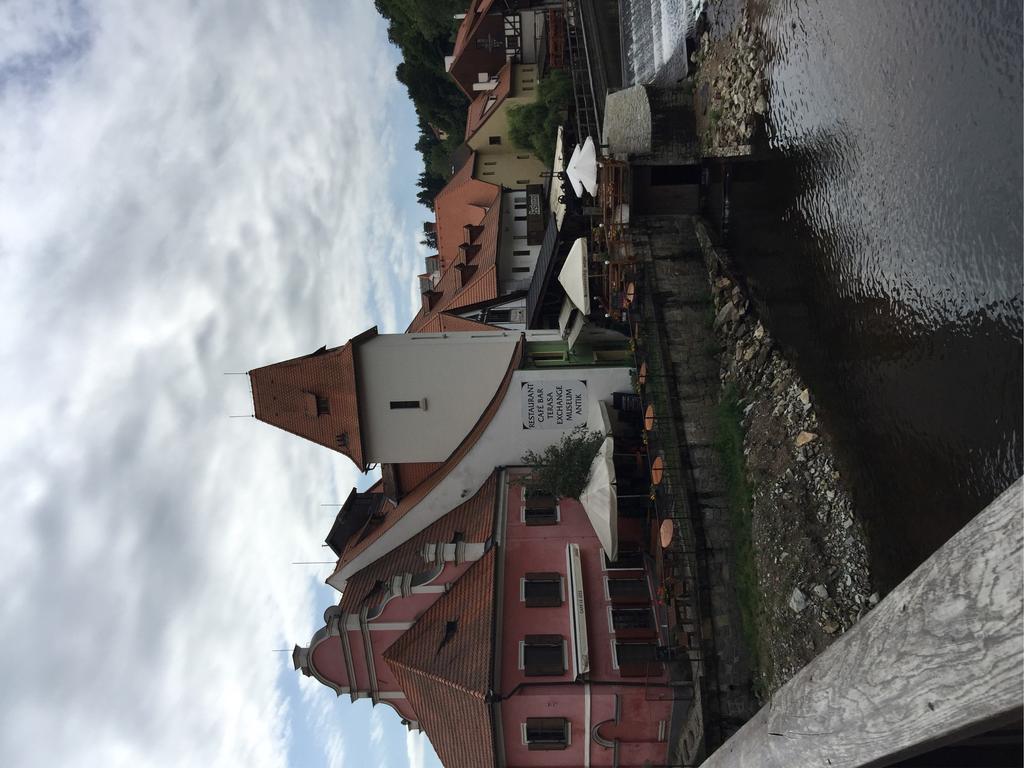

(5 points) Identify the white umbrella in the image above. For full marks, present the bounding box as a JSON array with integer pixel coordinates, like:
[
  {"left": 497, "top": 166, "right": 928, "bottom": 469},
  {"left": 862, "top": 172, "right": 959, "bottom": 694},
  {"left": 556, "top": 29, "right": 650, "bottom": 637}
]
[
  {"left": 557, "top": 237, "right": 590, "bottom": 313},
  {"left": 564, "top": 143, "right": 584, "bottom": 197},
  {"left": 580, "top": 435, "right": 618, "bottom": 561},
  {"left": 566, "top": 136, "right": 599, "bottom": 197}
]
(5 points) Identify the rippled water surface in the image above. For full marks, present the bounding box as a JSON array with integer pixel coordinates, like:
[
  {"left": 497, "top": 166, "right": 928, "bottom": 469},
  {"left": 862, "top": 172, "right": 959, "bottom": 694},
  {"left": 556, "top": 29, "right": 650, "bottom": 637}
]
[{"left": 705, "top": 0, "right": 1022, "bottom": 590}]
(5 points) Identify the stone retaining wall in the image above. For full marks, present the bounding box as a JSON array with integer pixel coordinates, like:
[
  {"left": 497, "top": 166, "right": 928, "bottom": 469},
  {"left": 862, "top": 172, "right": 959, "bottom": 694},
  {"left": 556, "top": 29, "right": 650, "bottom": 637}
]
[{"left": 630, "top": 214, "right": 760, "bottom": 757}]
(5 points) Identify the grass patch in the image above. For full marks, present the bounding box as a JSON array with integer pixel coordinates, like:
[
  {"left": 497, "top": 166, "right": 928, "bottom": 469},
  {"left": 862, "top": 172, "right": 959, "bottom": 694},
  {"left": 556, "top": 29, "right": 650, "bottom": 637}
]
[{"left": 715, "top": 384, "right": 765, "bottom": 694}]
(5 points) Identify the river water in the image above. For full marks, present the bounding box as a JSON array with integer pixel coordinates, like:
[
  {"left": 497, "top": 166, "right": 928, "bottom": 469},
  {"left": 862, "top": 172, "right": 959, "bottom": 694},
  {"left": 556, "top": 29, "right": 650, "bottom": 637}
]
[{"left": 637, "top": 0, "right": 1023, "bottom": 591}]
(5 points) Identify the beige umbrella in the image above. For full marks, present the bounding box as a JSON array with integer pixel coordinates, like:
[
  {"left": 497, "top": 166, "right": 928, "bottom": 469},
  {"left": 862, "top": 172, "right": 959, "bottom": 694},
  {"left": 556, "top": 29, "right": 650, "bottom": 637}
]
[
  {"left": 580, "top": 434, "right": 618, "bottom": 561},
  {"left": 557, "top": 237, "right": 590, "bottom": 313}
]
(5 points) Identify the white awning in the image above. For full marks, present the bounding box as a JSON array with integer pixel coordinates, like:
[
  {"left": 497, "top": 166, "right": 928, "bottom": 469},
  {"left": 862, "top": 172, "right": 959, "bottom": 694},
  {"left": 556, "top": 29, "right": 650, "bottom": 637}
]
[
  {"left": 558, "top": 237, "right": 590, "bottom": 313},
  {"left": 567, "top": 136, "right": 599, "bottom": 197},
  {"left": 557, "top": 296, "right": 575, "bottom": 339},
  {"left": 567, "top": 308, "right": 588, "bottom": 351},
  {"left": 579, "top": 435, "right": 617, "bottom": 561},
  {"left": 549, "top": 127, "right": 568, "bottom": 228}
]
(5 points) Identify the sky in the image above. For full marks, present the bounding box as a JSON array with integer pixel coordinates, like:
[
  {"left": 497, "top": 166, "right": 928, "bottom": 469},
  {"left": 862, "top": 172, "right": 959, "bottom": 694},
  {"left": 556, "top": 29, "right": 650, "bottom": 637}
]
[{"left": 0, "top": 1, "right": 441, "bottom": 766}]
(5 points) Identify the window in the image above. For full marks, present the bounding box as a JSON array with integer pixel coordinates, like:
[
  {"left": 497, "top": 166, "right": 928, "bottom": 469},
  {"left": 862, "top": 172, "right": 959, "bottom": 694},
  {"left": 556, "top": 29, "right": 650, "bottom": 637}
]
[
  {"left": 513, "top": 249, "right": 530, "bottom": 256},
  {"left": 614, "top": 641, "right": 659, "bottom": 676},
  {"left": 522, "top": 573, "right": 562, "bottom": 607},
  {"left": 335, "top": 433, "right": 349, "bottom": 448},
  {"left": 489, "top": 136, "right": 501, "bottom": 145},
  {"left": 515, "top": 215, "right": 527, "bottom": 222},
  {"left": 516, "top": 179, "right": 529, "bottom": 184},
  {"left": 522, "top": 635, "right": 565, "bottom": 676},
  {"left": 524, "top": 507, "right": 557, "bottom": 525},
  {"left": 611, "top": 607, "right": 654, "bottom": 631},
  {"left": 604, "top": 544, "right": 645, "bottom": 570},
  {"left": 524, "top": 489, "right": 558, "bottom": 525},
  {"left": 517, "top": 155, "right": 530, "bottom": 160},
  {"left": 529, "top": 350, "right": 566, "bottom": 363},
  {"left": 315, "top": 395, "right": 330, "bottom": 416},
  {"left": 512, "top": 266, "right": 530, "bottom": 274},
  {"left": 390, "top": 400, "right": 420, "bottom": 410},
  {"left": 607, "top": 576, "right": 649, "bottom": 601},
  {"left": 484, "top": 161, "right": 497, "bottom": 166},
  {"left": 485, "top": 308, "right": 512, "bottom": 323},
  {"left": 524, "top": 718, "right": 569, "bottom": 750}
]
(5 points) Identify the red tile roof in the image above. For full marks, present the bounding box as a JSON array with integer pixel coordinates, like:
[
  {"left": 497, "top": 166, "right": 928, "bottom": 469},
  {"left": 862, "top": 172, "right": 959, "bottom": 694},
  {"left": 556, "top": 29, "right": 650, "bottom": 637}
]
[
  {"left": 249, "top": 328, "right": 378, "bottom": 470},
  {"left": 434, "top": 156, "right": 499, "bottom": 273},
  {"left": 448, "top": 0, "right": 504, "bottom": 98},
  {"left": 394, "top": 462, "right": 444, "bottom": 494},
  {"left": 409, "top": 197, "right": 502, "bottom": 333},
  {"left": 465, "top": 63, "right": 512, "bottom": 141},
  {"left": 332, "top": 338, "right": 523, "bottom": 574},
  {"left": 383, "top": 547, "right": 498, "bottom": 768},
  {"left": 340, "top": 471, "right": 498, "bottom": 612},
  {"left": 413, "top": 313, "right": 499, "bottom": 334}
]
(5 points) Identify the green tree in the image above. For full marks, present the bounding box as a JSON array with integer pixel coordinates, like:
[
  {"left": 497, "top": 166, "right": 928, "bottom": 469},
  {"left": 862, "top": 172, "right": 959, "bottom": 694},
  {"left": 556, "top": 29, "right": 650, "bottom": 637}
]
[
  {"left": 519, "top": 425, "right": 605, "bottom": 500},
  {"left": 506, "top": 69, "right": 572, "bottom": 166}
]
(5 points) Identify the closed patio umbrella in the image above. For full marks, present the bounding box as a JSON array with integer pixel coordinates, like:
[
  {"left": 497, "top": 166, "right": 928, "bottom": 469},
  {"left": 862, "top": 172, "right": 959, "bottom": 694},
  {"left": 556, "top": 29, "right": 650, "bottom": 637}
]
[{"left": 564, "top": 143, "right": 584, "bottom": 197}]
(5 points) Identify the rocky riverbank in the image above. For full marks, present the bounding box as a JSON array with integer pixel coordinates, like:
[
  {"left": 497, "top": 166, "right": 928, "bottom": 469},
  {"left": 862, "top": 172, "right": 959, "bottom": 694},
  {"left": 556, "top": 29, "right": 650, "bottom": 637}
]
[
  {"left": 691, "top": 11, "right": 767, "bottom": 155},
  {"left": 697, "top": 224, "right": 876, "bottom": 696}
]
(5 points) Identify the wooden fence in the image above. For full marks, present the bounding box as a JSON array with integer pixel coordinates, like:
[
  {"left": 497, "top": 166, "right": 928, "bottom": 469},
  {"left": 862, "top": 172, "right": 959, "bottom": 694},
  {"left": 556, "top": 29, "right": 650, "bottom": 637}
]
[{"left": 702, "top": 477, "right": 1023, "bottom": 767}]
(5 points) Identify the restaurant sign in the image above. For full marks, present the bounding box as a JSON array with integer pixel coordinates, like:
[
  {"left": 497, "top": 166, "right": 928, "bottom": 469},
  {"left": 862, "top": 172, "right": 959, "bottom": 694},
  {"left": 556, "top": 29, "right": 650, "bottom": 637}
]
[{"left": 521, "top": 379, "right": 587, "bottom": 430}]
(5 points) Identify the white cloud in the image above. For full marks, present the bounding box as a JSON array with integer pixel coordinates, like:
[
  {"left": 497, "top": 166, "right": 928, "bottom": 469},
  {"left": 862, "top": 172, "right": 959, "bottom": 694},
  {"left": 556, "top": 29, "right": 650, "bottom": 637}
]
[
  {"left": 323, "top": 732, "right": 347, "bottom": 768},
  {"left": 405, "top": 730, "right": 428, "bottom": 768},
  {"left": 370, "top": 707, "right": 387, "bottom": 748},
  {"left": 0, "top": 1, "right": 424, "bottom": 767}
]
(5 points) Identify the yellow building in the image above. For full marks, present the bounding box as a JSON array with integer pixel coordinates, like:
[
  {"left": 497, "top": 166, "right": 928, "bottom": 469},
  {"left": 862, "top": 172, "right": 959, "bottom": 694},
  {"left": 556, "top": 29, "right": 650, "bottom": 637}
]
[{"left": 463, "top": 63, "right": 549, "bottom": 191}]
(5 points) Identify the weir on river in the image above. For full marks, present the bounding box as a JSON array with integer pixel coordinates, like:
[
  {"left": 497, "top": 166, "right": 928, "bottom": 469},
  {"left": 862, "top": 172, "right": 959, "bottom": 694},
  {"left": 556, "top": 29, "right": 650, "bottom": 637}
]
[{"left": 619, "top": 0, "right": 703, "bottom": 85}]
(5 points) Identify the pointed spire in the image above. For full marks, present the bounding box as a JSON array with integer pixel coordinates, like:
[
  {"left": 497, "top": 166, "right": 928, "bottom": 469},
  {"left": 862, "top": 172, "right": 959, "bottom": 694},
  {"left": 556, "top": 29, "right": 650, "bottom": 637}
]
[{"left": 248, "top": 327, "right": 378, "bottom": 470}]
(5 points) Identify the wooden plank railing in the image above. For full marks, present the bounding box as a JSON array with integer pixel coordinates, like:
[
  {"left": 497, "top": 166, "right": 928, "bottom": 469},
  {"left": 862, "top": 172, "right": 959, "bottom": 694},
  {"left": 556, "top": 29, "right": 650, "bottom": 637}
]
[{"left": 702, "top": 476, "right": 1024, "bottom": 767}]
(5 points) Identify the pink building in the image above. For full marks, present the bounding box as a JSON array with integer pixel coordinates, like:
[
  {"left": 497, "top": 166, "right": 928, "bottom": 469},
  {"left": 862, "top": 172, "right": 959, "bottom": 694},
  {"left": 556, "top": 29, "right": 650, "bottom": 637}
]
[{"left": 251, "top": 328, "right": 680, "bottom": 766}]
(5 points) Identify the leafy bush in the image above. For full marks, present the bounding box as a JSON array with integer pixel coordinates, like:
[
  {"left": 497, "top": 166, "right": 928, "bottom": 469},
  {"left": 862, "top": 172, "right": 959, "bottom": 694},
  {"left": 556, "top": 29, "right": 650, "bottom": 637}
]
[
  {"left": 519, "top": 424, "right": 605, "bottom": 500},
  {"left": 507, "top": 69, "right": 572, "bottom": 166}
]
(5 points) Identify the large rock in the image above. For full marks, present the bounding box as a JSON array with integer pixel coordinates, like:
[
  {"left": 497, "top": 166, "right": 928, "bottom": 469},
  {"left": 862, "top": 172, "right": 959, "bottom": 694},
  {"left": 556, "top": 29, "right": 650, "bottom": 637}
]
[{"left": 789, "top": 588, "right": 808, "bottom": 613}]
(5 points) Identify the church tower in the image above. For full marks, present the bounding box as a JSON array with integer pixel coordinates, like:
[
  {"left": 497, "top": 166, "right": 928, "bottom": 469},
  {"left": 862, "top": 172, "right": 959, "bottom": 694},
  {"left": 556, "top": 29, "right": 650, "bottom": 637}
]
[
  {"left": 249, "top": 327, "right": 523, "bottom": 469},
  {"left": 249, "top": 327, "right": 378, "bottom": 470}
]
